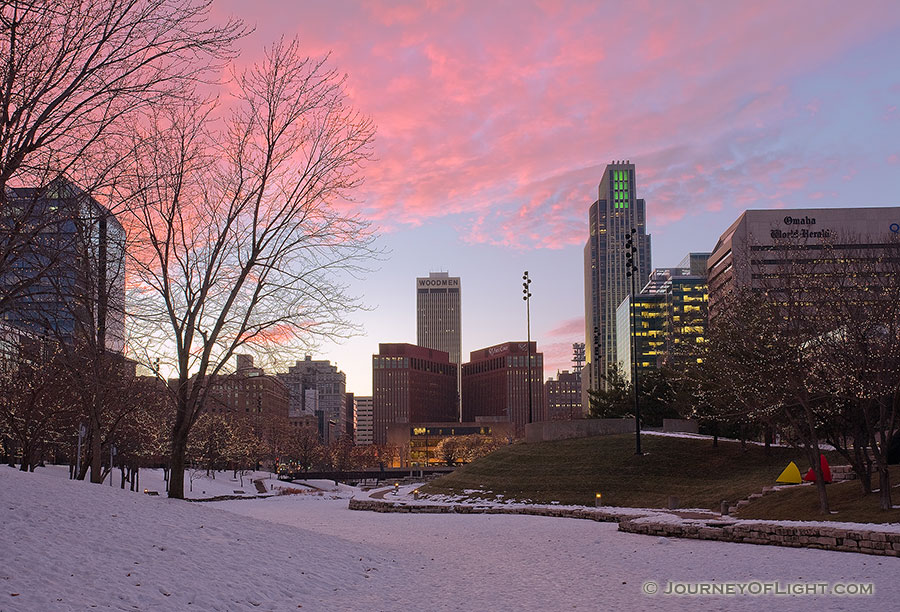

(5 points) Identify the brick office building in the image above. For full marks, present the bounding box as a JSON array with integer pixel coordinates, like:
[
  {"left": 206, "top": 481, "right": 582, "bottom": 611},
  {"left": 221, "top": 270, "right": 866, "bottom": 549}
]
[
  {"left": 461, "top": 341, "right": 544, "bottom": 436},
  {"left": 205, "top": 355, "right": 289, "bottom": 443},
  {"left": 372, "top": 343, "right": 458, "bottom": 445}
]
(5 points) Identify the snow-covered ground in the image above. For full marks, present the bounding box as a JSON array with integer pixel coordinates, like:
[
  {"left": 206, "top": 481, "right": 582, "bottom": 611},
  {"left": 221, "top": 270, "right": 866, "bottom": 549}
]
[{"left": 2, "top": 465, "right": 899, "bottom": 611}]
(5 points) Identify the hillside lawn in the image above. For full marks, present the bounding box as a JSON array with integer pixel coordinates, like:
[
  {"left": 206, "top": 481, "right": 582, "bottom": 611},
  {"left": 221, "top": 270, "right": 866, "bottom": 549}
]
[
  {"left": 736, "top": 465, "right": 900, "bottom": 523},
  {"left": 420, "top": 433, "right": 845, "bottom": 512}
]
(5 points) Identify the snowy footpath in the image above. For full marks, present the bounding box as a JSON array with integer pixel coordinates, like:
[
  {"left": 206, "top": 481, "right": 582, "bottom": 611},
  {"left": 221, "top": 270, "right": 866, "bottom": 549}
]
[{"left": 1, "top": 466, "right": 899, "bottom": 611}]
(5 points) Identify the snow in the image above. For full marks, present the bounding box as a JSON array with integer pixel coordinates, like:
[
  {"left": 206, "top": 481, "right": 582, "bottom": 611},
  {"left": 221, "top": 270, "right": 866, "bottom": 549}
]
[
  {"left": 3, "top": 465, "right": 900, "bottom": 611},
  {"left": 643, "top": 430, "right": 837, "bottom": 451}
]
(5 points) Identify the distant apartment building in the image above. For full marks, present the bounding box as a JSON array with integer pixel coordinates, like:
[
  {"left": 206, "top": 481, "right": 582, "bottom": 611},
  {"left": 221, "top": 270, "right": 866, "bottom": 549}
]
[
  {"left": 583, "top": 162, "right": 652, "bottom": 404},
  {"left": 461, "top": 341, "right": 544, "bottom": 436},
  {"left": 544, "top": 370, "right": 582, "bottom": 421},
  {"left": 354, "top": 396, "right": 374, "bottom": 445},
  {"left": 372, "top": 343, "right": 458, "bottom": 446},
  {"left": 277, "top": 355, "right": 347, "bottom": 444},
  {"left": 416, "top": 271, "right": 462, "bottom": 418}
]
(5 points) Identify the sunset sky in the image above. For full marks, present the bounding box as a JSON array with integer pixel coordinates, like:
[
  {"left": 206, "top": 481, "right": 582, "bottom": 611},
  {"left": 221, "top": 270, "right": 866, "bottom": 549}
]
[{"left": 212, "top": 1, "right": 900, "bottom": 395}]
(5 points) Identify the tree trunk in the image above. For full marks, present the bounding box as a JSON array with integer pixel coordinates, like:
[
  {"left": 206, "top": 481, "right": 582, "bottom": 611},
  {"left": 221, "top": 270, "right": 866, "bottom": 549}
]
[
  {"left": 90, "top": 416, "right": 103, "bottom": 483},
  {"left": 764, "top": 426, "right": 772, "bottom": 457},
  {"left": 168, "top": 428, "right": 188, "bottom": 499},
  {"left": 878, "top": 467, "right": 893, "bottom": 511},
  {"left": 18, "top": 442, "right": 29, "bottom": 471},
  {"left": 850, "top": 442, "right": 873, "bottom": 495},
  {"left": 807, "top": 449, "right": 830, "bottom": 514}
]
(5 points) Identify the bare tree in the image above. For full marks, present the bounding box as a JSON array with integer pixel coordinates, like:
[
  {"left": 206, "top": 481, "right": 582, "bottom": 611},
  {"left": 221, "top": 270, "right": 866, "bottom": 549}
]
[
  {"left": 0, "top": 0, "right": 244, "bottom": 316},
  {"left": 122, "top": 39, "right": 377, "bottom": 498},
  {"left": 0, "top": 0, "right": 243, "bottom": 194}
]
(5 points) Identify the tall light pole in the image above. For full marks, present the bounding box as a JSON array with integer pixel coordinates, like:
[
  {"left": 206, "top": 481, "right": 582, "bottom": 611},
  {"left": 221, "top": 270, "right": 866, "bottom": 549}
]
[
  {"left": 523, "top": 271, "right": 533, "bottom": 425},
  {"left": 624, "top": 229, "right": 642, "bottom": 455}
]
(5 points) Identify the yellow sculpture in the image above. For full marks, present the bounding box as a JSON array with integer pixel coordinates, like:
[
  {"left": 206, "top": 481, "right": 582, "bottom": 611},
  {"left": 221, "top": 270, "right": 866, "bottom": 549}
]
[{"left": 776, "top": 461, "right": 802, "bottom": 484}]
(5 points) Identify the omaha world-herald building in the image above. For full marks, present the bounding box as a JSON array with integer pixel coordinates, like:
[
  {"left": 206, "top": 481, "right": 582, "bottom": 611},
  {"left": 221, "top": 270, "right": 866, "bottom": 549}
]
[
  {"left": 707, "top": 207, "right": 900, "bottom": 318},
  {"left": 583, "top": 162, "right": 651, "bottom": 404}
]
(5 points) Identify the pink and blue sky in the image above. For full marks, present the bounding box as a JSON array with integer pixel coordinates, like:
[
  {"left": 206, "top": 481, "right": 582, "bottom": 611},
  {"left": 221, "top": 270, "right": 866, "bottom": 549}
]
[{"left": 214, "top": 1, "right": 900, "bottom": 395}]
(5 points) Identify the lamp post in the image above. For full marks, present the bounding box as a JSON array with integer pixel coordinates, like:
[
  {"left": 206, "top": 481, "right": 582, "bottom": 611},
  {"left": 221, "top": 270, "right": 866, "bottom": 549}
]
[
  {"left": 523, "top": 271, "right": 533, "bottom": 425},
  {"left": 624, "top": 229, "right": 642, "bottom": 455}
]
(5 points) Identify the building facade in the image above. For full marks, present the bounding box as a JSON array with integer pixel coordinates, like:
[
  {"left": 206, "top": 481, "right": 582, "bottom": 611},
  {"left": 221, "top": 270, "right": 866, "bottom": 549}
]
[
  {"left": 416, "top": 271, "right": 462, "bottom": 419},
  {"left": 707, "top": 208, "right": 900, "bottom": 319},
  {"left": 206, "top": 355, "right": 290, "bottom": 443},
  {"left": 386, "top": 420, "right": 515, "bottom": 467},
  {"left": 616, "top": 255, "right": 710, "bottom": 381},
  {"left": 372, "top": 343, "right": 458, "bottom": 446},
  {"left": 461, "top": 341, "right": 544, "bottom": 436},
  {"left": 354, "top": 395, "right": 374, "bottom": 445},
  {"left": 615, "top": 293, "right": 666, "bottom": 383},
  {"left": 583, "top": 162, "right": 652, "bottom": 403},
  {"left": 277, "top": 356, "right": 347, "bottom": 444},
  {"left": 1, "top": 179, "right": 126, "bottom": 353},
  {"left": 344, "top": 392, "right": 355, "bottom": 440},
  {"left": 544, "top": 370, "right": 582, "bottom": 421}
]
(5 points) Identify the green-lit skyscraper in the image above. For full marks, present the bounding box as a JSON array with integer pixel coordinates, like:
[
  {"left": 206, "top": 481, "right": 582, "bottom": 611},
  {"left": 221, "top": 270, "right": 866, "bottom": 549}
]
[{"left": 583, "top": 162, "right": 652, "bottom": 405}]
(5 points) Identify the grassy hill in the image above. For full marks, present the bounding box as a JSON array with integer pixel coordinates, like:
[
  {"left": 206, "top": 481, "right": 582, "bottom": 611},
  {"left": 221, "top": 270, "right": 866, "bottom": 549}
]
[
  {"left": 735, "top": 465, "right": 900, "bottom": 523},
  {"left": 420, "top": 433, "right": 837, "bottom": 510}
]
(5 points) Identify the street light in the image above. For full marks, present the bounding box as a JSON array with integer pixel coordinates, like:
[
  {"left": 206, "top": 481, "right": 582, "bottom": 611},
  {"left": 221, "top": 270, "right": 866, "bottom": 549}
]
[
  {"left": 523, "top": 271, "right": 534, "bottom": 425},
  {"left": 624, "top": 229, "right": 642, "bottom": 455}
]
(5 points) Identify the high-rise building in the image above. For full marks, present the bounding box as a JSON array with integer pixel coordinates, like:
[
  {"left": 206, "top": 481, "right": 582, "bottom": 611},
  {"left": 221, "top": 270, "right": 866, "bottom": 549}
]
[
  {"left": 416, "top": 271, "right": 462, "bottom": 419},
  {"left": 416, "top": 272, "right": 462, "bottom": 364},
  {"left": 583, "top": 162, "right": 651, "bottom": 403},
  {"left": 461, "top": 341, "right": 544, "bottom": 436},
  {"left": 1, "top": 179, "right": 126, "bottom": 353},
  {"left": 372, "top": 343, "right": 458, "bottom": 446},
  {"left": 354, "top": 396, "right": 374, "bottom": 445},
  {"left": 277, "top": 356, "right": 346, "bottom": 444}
]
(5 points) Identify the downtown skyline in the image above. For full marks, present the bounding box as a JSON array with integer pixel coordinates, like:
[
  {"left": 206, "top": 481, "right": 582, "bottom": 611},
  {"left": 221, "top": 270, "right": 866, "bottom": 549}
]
[{"left": 207, "top": 1, "right": 900, "bottom": 395}]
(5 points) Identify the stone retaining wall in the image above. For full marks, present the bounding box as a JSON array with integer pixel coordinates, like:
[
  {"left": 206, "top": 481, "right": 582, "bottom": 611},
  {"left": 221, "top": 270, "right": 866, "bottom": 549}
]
[
  {"left": 348, "top": 498, "right": 640, "bottom": 523},
  {"left": 618, "top": 517, "right": 900, "bottom": 558},
  {"left": 350, "top": 498, "right": 900, "bottom": 558}
]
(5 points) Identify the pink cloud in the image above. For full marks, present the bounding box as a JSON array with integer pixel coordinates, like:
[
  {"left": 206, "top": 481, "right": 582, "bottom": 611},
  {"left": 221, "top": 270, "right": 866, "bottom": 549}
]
[
  {"left": 546, "top": 317, "right": 584, "bottom": 337},
  {"left": 212, "top": 1, "right": 900, "bottom": 248},
  {"left": 540, "top": 341, "right": 580, "bottom": 377}
]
